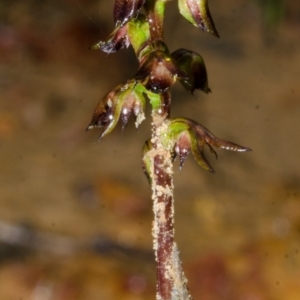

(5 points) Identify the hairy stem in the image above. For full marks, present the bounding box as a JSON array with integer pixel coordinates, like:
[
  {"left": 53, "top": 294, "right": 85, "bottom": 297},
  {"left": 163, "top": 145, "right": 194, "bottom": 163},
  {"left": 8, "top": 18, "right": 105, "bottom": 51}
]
[
  {"left": 151, "top": 112, "right": 175, "bottom": 300},
  {"left": 146, "top": 98, "right": 192, "bottom": 300},
  {"left": 145, "top": 2, "right": 176, "bottom": 298},
  {"left": 139, "top": 1, "right": 192, "bottom": 299}
]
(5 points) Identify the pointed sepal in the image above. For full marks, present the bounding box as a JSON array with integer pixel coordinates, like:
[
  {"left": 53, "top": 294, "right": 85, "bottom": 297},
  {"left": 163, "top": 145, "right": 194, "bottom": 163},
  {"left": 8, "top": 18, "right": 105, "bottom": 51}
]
[{"left": 91, "top": 25, "right": 130, "bottom": 54}]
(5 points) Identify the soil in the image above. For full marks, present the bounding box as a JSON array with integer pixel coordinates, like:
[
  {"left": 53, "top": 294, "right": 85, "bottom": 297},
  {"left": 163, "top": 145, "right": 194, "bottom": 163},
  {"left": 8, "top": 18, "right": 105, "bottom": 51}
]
[{"left": 1, "top": 1, "right": 300, "bottom": 299}]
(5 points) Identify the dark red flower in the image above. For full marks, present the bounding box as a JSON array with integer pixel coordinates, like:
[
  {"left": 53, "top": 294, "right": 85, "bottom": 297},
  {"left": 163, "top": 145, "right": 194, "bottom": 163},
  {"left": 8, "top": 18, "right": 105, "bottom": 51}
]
[{"left": 136, "top": 41, "right": 187, "bottom": 93}]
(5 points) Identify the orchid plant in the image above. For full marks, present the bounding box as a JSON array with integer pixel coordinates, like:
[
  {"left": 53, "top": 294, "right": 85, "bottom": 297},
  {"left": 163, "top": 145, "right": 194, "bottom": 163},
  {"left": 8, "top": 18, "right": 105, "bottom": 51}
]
[{"left": 87, "top": 1, "right": 251, "bottom": 299}]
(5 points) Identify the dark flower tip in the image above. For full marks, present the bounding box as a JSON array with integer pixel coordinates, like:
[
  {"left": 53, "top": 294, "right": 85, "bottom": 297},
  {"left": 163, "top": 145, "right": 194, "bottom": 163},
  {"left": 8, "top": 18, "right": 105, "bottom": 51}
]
[
  {"left": 91, "top": 25, "right": 130, "bottom": 54},
  {"left": 114, "top": 0, "right": 146, "bottom": 27}
]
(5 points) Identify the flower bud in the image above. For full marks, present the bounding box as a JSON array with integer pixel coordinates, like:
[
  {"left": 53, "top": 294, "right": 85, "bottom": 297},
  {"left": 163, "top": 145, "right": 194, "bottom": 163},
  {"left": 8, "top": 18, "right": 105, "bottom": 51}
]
[
  {"left": 114, "top": 0, "right": 146, "bottom": 27},
  {"left": 87, "top": 80, "right": 147, "bottom": 140},
  {"left": 178, "top": 0, "right": 219, "bottom": 37},
  {"left": 172, "top": 48, "right": 211, "bottom": 94}
]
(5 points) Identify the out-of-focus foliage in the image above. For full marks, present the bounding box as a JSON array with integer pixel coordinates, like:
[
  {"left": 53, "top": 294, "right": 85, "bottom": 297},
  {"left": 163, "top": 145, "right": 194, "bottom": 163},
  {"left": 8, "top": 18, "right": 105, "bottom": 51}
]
[{"left": 260, "top": 0, "right": 285, "bottom": 28}]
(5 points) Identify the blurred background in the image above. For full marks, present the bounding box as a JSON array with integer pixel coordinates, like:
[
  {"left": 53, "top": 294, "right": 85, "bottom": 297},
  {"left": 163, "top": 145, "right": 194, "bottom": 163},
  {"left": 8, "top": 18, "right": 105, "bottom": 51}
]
[{"left": 0, "top": 0, "right": 300, "bottom": 299}]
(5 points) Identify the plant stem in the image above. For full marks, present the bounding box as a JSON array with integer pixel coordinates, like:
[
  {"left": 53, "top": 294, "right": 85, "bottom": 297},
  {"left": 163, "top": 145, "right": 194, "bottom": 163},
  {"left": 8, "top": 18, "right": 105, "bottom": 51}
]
[
  {"left": 148, "top": 94, "right": 192, "bottom": 300},
  {"left": 150, "top": 106, "right": 175, "bottom": 300},
  {"left": 144, "top": 1, "right": 176, "bottom": 298},
  {"left": 143, "top": 1, "right": 192, "bottom": 299}
]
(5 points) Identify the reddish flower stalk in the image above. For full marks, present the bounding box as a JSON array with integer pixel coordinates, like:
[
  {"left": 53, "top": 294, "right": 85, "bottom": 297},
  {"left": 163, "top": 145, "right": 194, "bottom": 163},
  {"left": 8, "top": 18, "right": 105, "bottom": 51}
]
[
  {"left": 151, "top": 135, "right": 175, "bottom": 299},
  {"left": 148, "top": 104, "right": 177, "bottom": 300},
  {"left": 143, "top": 1, "right": 192, "bottom": 298}
]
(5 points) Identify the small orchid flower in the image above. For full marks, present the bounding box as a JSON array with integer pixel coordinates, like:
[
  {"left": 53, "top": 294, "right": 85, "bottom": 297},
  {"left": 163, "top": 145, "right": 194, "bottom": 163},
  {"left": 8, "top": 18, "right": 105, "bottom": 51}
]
[
  {"left": 172, "top": 48, "right": 211, "bottom": 94},
  {"left": 135, "top": 41, "right": 187, "bottom": 93},
  {"left": 91, "top": 14, "right": 151, "bottom": 56},
  {"left": 86, "top": 80, "right": 147, "bottom": 140},
  {"left": 178, "top": 0, "right": 219, "bottom": 37},
  {"left": 166, "top": 118, "right": 251, "bottom": 172}
]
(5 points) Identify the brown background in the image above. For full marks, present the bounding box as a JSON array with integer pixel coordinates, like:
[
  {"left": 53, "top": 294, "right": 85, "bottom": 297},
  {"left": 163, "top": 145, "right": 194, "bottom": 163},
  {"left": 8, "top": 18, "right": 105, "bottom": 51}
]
[{"left": 0, "top": 0, "right": 300, "bottom": 299}]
